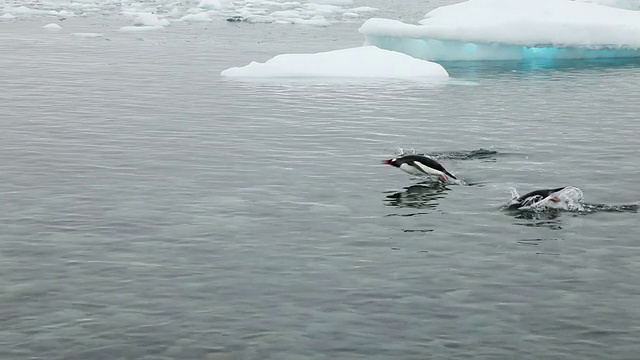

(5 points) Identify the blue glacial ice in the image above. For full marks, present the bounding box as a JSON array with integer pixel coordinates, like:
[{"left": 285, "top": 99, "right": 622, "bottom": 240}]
[{"left": 359, "top": 0, "right": 640, "bottom": 62}]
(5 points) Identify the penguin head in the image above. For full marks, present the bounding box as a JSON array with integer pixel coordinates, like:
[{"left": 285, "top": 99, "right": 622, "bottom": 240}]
[{"left": 382, "top": 157, "right": 400, "bottom": 168}]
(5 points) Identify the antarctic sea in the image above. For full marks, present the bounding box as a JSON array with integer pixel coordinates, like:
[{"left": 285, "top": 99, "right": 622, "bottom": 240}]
[{"left": 2, "top": 0, "right": 640, "bottom": 359}]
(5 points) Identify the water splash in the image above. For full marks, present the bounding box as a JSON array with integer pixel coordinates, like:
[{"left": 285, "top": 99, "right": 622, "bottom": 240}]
[
  {"left": 504, "top": 186, "right": 639, "bottom": 215},
  {"left": 506, "top": 186, "right": 585, "bottom": 212}
]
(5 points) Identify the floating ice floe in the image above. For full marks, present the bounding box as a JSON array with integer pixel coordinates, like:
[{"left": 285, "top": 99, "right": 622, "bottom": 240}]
[
  {"left": 359, "top": 0, "right": 640, "bottom": 61},
  {"left": 1, "top": 13, "right": 16, "bottom": 19},
  {"left": 220, "top": 46, "right": 449, "bottom": 79},
  {"left": 1, "top": 0, "right": 378, "bottom": 27}
]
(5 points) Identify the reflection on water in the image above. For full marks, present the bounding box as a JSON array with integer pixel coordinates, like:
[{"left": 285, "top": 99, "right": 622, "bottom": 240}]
[{"left": 384, "top": 182, "right": 450, "bottom": 217}]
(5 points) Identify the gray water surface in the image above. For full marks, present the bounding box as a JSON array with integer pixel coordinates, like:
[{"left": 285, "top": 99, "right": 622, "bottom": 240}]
[{"left": 2, "top": 13, "right": 640, "bottom": 360}]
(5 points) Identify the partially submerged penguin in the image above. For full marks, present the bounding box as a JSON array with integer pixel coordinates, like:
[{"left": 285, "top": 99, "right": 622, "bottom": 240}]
[
  {"left": 507, "top": 187, "right": 567, "bottom": 210},
  {"left": 383, "top": 154, "right": 457, "bottom": 182}
]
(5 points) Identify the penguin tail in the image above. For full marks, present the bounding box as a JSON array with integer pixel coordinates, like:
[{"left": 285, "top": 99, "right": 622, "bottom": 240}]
[{"left": 445, "top": 170, "right": 457, "bottom": 180}]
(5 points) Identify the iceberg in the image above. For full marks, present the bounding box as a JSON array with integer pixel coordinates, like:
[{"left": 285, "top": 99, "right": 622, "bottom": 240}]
[
  {"left": 359, "top": 0, "right": 640, "bottom": 61},
  {"left": 220, "top": 46, "right": 449, "bottom": 79}
]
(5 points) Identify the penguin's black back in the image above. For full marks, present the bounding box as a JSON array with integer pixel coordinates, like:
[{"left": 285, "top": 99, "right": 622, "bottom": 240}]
[{"left": 515, "top": 187, "right": 566, "bottom": 203}]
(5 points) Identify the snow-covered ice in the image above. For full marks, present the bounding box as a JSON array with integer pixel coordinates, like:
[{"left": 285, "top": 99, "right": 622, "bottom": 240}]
[
  {"left": 220, "top": 46, "right": 449, "bottom": 79},
  {"left": 1, "top": 13, "right": 16, "bottom": 19},
  {"left": 359, "top": 0, "right": 640, "bottom": 61}
]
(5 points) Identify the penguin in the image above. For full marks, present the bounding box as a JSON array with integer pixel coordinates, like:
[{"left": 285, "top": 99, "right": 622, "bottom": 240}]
[
  {"left": 383, "top": 154, "right": 457, "bottom": 182},
  {"left": 507, "top": 187, "right": 566, "bottom": 210}
]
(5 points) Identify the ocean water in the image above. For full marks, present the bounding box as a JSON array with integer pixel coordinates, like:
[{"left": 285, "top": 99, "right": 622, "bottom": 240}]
[{"left": 2, "top": 2, "right": 640, "bottom": 359}]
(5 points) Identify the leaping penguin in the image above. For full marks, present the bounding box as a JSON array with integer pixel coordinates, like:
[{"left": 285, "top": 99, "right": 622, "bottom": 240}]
[{"left": 383, "top": 154, "right": 457, "bottom": 182}]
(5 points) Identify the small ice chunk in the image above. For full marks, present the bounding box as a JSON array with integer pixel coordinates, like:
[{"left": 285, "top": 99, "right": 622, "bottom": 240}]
[
  {"left": 58, "top": 10, "right": 75, "bottom": 17},
  {"left": 342, "top": 12, "right": 359, "bottom": 19},
  {"left": 119, "top": 25, "right": 163, "bottom": 31},
  {"left": 198, "top": 0, "right": 234, "bottom": 10},
  {"left": 290, "top": 15, "right": 331, "bottom": 26},
  {"left": 71, "top": 32, "right": 104, "bottom": 37},
  {"left": 0, "top": 13, "right": 16, "bottom": 19},
  {"left": 133, "top": 12, "right": 169, "bottom": 27},
  {"left": 309, "top": 0, "right": 353, "bottom": 5},
  {"left": 7, "top": 6, "right": 36, "bottom": 14},
  {"left": 220, "top": 45, "right": 449, "bottom": 79},
  {"left": 270, "top": 10, "right": 300, "bottom": 18},
  {"left": 305, "top": 3, "right": 342, "bottom": 14},
  {"left": 180, "top": 12, "right": 212, "bottom": 22},
  {"left": 43, "top": 23, "right": 62, "bottom": 30},
  {"left": 350, "top": 6, "right": 379, "bottom": 12}
]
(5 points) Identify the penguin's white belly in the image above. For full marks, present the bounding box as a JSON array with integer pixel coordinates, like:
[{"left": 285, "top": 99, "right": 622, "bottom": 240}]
[{"left": 399, "top": 163, "right": 443, "bottom": 177}]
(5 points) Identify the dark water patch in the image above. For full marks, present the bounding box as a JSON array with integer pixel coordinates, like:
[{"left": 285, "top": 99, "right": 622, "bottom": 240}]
[{"left": 403, "top": 229, "right": 434, "bottom": 233}]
